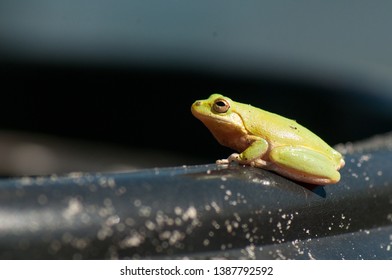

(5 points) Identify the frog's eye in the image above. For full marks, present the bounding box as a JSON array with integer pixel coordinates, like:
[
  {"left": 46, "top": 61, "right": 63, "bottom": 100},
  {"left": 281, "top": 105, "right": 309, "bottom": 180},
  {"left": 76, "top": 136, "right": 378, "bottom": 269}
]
[{"left": 213, "top": 99, "right": 230, "bottom": 113}]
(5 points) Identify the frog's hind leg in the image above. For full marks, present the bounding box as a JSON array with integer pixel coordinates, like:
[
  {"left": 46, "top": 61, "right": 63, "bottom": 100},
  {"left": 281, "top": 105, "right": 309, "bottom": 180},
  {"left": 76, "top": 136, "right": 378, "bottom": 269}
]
[{"left": 269, "top": 146, "right": 341, "bottom": 185}]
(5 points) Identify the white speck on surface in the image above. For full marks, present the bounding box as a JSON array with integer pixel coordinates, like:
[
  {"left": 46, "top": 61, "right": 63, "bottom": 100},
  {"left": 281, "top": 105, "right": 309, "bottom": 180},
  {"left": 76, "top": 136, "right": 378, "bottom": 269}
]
[
  {"left": 182, "top": 206, "right": 198, "bottom": 221},
  {"left": 20, "top": 176, "right": 33, "bottom": 186},
  {"left": 159, "top": 230, "right": 185, "bottom": 245},
  {"left": 115, "top": 186, "right": 126, "bottom": 196},
  {"left": 98, "top": 205, "right": 114, "bottom": 218},
  {"left": 71, "top": 237, "right": 89, "bottom": 250},
  {"left": 233, "top": 212, "right": 241, "bottom": 222},
  {"left": 210, "top": 202, "right": 221, "bottom": 214},
  {"left": 133, "top": 199, "right": 142, "bottom": 207},
  {"left": 251, "top": 177, "right": 271, "bottom": 185},
  {"left": 359, "top": 154, "right": 371, "bottom": 162},
  {"left": 62, "top": 198, "right": 83, "bottom": 220},
  {"left": 307, "top": 251, "right": 316, "bottom": 260},
  {"left": 125, "top": 217, "right": 135, "bottom": 226},
  {"left": 225, "top": 190, "right": 232, "bottom": 196},
  {"left": 98, "top": 176, "right": 116, "bottom": 188},
  {"left": 105, "top": 215, "right": 120, "bottom": 226},
  {"left": 174, "top": 206, "right": 183, "bottom": 216},
  {"left": 80, "top": 213, "right": 91, "bottom": 224},
  {"left": 229, "top": 201, "right": 237, "bottom": 206},
  {"left": 97, "top": 226, "right": 113, "bottom": 240},
  {"left": 377, "top": 171, "right": 383, "bottom": 176},
  {"left": 120, "top": 232, "right": 144, "bottom": 248},
  {"left": 37, "top": 194, "right": 48, "bottom": 205},
  {"left": 108, "top": 177, "right": 116, "bottom": 188},
  {"left": 211, "top": 220, "right": 220, "bottom": 229},
  {"left": 103, "top": 198, "right": 112, "bottom": 207},
  {"left": 225, "top": 223, "right": 233, "bottom": 233},
  {"left": 244, "top": 244, "right": 256, "bottom": 259},
  {"left": 139, "top": 206, "right": 152, "bottom": 217},
  {"left": 174, "top": 217, "right": 182, "bottom": 226}
]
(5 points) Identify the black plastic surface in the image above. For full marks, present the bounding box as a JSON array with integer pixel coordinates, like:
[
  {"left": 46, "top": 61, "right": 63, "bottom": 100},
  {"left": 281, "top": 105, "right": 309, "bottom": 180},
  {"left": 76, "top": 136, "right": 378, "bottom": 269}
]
[{"left": 0, "top": 146, "right": 391, "bottom": 259}]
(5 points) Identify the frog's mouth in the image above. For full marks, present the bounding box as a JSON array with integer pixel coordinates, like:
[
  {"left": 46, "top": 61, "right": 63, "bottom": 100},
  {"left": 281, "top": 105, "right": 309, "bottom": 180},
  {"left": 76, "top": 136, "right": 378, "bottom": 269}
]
[{"left": 192, "top": 109, "right": 247, "bottom": 133}]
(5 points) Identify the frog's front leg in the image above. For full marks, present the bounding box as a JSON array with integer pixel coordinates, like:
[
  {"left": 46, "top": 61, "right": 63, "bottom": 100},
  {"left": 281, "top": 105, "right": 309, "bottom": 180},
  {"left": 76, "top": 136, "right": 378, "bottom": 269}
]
[
  {"left": 269, "top": 146, "right": 341, "bottom": 184},
  {"left": 216, "top": 138, "right": 269, "bottom": 166}
]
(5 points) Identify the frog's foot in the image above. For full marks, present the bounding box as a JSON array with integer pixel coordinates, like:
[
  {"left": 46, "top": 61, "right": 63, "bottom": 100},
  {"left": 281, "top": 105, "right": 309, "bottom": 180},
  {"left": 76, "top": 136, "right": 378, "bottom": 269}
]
[
  {"left": 217, "top": 153, "right": 269, "bottom": 168},
  {"left": 338, "top": 158, "right": 345, "bottom": 170},
  {"left": 216, "top": 158, "right": 230, "bottom": 165},
  {"left": 269, "top": 146, "right": 342, "bottom": 185},
  {"left": 249, "top": 158, "right": 270, "bottom": 168},
  {"left": 216, "top": 153, "right": 240, "bottom": 165}
]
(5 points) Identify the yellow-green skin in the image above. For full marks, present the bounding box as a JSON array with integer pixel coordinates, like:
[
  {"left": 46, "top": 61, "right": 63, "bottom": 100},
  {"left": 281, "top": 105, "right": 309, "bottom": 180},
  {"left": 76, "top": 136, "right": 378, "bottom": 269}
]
[{"left": 191, "top": 94, "right": 345, "bottom": 185}]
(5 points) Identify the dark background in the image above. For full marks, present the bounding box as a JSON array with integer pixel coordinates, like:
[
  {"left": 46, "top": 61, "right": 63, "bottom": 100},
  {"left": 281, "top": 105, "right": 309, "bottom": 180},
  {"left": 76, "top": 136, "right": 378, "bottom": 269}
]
[{"left": 0, "top": 1, "right": 391, "bottom": 174}]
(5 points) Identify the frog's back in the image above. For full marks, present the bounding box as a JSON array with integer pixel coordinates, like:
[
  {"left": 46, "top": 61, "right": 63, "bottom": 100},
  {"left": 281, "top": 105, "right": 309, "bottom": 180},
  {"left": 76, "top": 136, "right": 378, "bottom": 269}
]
[{"left": 234, "top": 101, "right": 338, "bottom": 157}]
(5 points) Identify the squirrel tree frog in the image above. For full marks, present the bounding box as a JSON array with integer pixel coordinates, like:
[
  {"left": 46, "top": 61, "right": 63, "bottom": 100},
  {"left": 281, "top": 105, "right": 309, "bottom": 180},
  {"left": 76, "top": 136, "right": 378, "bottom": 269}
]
[{"left": 191, "top": 94, "right": 345, "bottom": 185}]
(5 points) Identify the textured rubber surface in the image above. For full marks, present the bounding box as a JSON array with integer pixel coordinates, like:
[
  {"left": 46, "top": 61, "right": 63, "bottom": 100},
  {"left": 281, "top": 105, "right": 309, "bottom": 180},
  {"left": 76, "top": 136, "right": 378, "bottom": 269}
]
[{"left": 0, "top": 148, "right": 391, "bottom": 259}]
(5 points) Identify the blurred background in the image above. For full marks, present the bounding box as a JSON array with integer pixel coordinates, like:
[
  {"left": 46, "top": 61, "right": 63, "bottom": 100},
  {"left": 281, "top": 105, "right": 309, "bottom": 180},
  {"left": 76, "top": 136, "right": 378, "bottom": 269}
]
[{"left": 0, "top": 0, "right": 391, "bottom": 176}]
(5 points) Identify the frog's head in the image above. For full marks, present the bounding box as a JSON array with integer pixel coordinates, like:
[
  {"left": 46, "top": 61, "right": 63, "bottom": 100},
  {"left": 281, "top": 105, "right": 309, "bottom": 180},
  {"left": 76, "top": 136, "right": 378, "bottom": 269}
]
[
  {"left": 191, "top": 94, "right": 243, "bottom": 126},
  {"left": 191, "top": 94, "right": 248, "bottom": 148}
]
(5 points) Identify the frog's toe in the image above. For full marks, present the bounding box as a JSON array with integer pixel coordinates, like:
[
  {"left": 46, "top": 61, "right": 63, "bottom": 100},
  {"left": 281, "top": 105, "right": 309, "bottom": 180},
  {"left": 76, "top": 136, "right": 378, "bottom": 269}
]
[
  {"left": 338, "top": 158, "right": 345, "bottom": 169},
  {"left": 216, "top": 159, "right": 229, "bottom": 165},
  {"left": 216, "top": 153, "right": 241, "bottom": 165}
]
